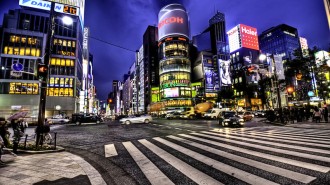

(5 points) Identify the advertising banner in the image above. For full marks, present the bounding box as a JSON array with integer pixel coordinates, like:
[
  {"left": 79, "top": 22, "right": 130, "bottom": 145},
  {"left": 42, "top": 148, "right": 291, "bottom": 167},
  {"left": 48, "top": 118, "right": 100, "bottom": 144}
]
[
  {"left": 227, "top": 25, "right": 240, "bottom": 53},
  {"left": 158, "top": 4, "right": 189, "bottom": 41},
  {"left": 19, "top": 0, "right": 79, "bottom": 16},
  {"left": 219, "top": 59, "right": 232, "bottom": 86},
  {"left": 239, "top": 24, "right": 259, "bottom": 51}
]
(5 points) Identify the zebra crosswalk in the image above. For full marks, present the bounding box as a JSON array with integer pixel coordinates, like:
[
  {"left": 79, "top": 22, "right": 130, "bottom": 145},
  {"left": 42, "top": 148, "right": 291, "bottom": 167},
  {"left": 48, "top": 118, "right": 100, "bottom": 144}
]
[{"left": 105, "top": 127, "right": 330, "bottom": 184}]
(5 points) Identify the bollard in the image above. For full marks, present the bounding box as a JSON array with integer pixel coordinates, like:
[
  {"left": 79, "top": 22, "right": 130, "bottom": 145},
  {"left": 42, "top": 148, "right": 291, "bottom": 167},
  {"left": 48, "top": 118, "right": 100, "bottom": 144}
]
[
  {"left": 24, "top": 134, "right": 28, "bottom": 149},
  {"left": 54, "top": 132, "right": 57, "bottom": 149}
]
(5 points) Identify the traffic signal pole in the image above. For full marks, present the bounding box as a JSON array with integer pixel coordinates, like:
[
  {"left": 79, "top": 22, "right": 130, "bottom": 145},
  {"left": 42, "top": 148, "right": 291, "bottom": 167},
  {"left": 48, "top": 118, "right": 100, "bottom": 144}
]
[{"left": 37, "top": 2, "right": 55, "bottom": 127}]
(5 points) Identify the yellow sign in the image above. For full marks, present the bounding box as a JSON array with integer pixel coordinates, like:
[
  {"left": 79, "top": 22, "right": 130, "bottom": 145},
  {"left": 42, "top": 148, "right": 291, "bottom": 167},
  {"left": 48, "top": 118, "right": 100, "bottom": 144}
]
[
  {"left": 237, "top": 99, "right": 245, "bottom": 106},
  {"left": 251, "top": 98, "right": 262, "bottom": 106}
]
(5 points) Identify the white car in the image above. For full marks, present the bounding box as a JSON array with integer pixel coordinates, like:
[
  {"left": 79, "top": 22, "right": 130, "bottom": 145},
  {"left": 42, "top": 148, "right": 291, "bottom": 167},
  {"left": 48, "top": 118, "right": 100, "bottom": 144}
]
[
  {"left": 47, "top": 118, "right": 70, "bottom": 124},
  {"left": 119, "top": 115, "right": 152, "bottom": 124}
]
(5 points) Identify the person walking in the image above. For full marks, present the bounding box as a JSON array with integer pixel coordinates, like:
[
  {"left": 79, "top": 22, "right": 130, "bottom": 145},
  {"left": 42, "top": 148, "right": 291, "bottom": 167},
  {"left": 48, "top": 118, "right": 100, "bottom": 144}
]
[
  {"left": 313, "top": 107, "right": 321, "bottom": 123},
  {"left": 0, "top": 135, "right": 5, "bottom": 165},
  {"left": 323, "top": 104, "right": 328, "bottom": 123},
  {"left": 0, "top": 121, "right": 10, "bottom": 147},
  {"left": 11, "top": 119, "right": 23, "bottom": 154}
]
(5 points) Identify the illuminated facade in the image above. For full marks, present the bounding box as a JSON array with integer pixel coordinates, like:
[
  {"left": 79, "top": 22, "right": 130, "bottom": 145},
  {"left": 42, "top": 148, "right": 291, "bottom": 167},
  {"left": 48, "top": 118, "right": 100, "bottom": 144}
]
[
  {"left": 0, "top": 7, "right": 83, "bottom": 119},
  {"left": 259, "top": 24, "right": 301, "bottom": 60},
  {"left": 158, "top": 4, "right": 192, "bottom": 110},
  {"left": 227, "top": 24, "right": 263, "bottom": 110}
]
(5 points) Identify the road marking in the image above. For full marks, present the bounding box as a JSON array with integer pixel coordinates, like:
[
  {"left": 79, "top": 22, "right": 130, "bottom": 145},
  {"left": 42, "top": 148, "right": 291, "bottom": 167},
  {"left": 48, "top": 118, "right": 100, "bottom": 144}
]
[
  {"left": 200, "top": 131, "right": 330, "bottom": 163},
  {"left": 122, "top": 142, "right": 174, "bottom": 185},
  {"left": 233, "top": 130, "right": 330, "bottom": 146},
  {"left": 104, "top": 144, "right": 118, "bottom": 158},
  {"left": 182, "top": 133, "right": 330, "bottom": 173},
  {"left": 139, "top": 139, "right": 221, "bottom": 185},
  {"left": 209, "top": 130, "right": 330, "bottom": 154},
  {"left": 153, "top": 137, "right": 278, "bottom": 185},
  {"left": 169, "top": 135, "right": 316, "bottom": 184}
]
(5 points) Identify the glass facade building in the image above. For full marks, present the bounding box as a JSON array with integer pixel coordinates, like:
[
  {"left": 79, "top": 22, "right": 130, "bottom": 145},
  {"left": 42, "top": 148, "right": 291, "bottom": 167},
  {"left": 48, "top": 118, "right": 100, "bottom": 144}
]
[
  {"left": 259, "top": 24, "right": 301, "bottom": 60},
  {"left": 158, "top": 4, "right": 192, "bottom": 109},
  {"left": 0, "top": 8, "right": 83, "bottom": 119}
]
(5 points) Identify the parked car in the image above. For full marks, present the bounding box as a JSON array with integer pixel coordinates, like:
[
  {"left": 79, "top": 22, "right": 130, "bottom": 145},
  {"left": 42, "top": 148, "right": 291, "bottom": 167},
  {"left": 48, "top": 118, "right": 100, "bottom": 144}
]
[
  {"left": 119, "top": 115, "right": 152, "bottom": 124},
  {"left": 165, "top": 112, "right": 182, "bottom": 119},
  {"left": 243, "top": 111, "right": 254, "bottom": 121},
  {"left": 219, "top": 111, "right": 244, "bottom": 127},
  {"left": 71, "top": 113, "right": 102, "bottom": 125},
  {"left": 47, "top": 117, "right": 70, "bottom": 124}
]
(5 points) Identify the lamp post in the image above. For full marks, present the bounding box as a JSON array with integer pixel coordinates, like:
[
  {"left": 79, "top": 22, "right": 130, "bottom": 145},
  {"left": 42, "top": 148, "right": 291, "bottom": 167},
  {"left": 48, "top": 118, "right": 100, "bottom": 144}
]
[
  {"left": 259, "top": 54, "right": 284, "bottom": 123},
  {"left": 37, "top": 2, "right": 74, "bottom": 127},
  {"left": 37, "top": 2, "right": 55, "bottom": 128}
]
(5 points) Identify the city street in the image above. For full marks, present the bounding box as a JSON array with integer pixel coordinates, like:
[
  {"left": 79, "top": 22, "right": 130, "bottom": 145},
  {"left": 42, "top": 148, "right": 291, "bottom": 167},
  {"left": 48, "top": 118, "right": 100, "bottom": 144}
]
[{"left": 27, "top": 119, "right": 330, "bottom": 184}]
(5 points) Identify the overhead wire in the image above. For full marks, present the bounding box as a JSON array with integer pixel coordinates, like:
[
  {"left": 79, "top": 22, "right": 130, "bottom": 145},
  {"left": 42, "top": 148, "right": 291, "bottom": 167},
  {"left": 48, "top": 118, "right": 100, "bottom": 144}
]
[{"left": 54, "top": 22, "right": 136, "bottom": 53}]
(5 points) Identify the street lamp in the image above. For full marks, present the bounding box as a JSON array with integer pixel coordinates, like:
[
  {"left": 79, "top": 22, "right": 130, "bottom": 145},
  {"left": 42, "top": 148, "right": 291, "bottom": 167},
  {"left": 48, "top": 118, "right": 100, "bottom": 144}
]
[
  {"left": 37, "top": 2, "right": 73, "bottom": 128},
  {"left": 259, "top": 54, "right": 284, "bottom": 123}
]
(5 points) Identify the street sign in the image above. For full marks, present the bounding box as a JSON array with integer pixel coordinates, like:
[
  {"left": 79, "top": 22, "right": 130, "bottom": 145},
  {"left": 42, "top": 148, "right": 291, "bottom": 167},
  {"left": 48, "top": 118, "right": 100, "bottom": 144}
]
[
  {"left": 11, "top": 63, "right": 24, "bottom": 71},
  {"left": 10, "top": 71, "right": 23, "bottom": 77}
]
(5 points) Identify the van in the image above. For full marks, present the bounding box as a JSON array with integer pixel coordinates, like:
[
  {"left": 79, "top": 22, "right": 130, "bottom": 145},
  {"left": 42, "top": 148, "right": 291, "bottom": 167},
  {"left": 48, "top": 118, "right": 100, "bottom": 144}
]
[{"left": 204, "top": 108, "right": 230, "bottom": 119}]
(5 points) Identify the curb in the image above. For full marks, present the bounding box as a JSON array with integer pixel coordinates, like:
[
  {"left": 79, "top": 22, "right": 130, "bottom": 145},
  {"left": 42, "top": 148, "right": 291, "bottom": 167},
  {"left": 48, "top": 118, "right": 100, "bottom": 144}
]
[{"left": 8, "top": 146, "right": 65, "bottom": 154}]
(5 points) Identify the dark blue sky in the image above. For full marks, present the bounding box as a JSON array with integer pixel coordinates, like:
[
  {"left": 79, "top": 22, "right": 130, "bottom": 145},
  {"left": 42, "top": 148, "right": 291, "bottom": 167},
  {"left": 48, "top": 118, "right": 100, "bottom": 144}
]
[{"left": 0, "top": 0, "right": 329, "bottom": 99}]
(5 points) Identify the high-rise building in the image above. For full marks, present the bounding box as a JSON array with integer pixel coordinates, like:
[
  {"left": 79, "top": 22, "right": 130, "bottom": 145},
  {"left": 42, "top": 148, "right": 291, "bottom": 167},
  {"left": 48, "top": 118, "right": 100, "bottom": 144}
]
[
  {"left": 158, "top": 4, "right": 192, "bottom": 110},
  {"left": 324, "top": 0, "right": 330, "bottom": 29},
  {"left": 259, "top": 24, "right": 301, "bottom": 60},
  {"left": 227, "top": 24, "right": 263, "bottom": 110},
  {"left": 192, "top": 11, "right": 229, "bottom": 104},
  {"left": 142, "top": 26, "right": 158, "bottom": 113},
  {"left": 0, "top": 2, "right": 84, "bottom": 119}
]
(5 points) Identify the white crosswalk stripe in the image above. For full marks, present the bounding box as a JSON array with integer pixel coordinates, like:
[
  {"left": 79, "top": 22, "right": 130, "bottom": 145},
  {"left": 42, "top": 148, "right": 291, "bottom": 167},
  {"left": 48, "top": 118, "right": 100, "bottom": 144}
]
[
  {"left": 139, "top": 139, "right": 221, "bottom": 185},
  {"left": 199, "top": 131, "right": 330, "bottom": 163},
  {"left": 209, "top": 130, "right": 330, "bottom": 152},
  {"left": 168, "top": 135, "right": 316, "bottom": 183},
  {"left": 107, "top": 127, "right": 330, "bottom": 184},
  {"left": 123, "top": 141, "right": 174, "bottom": 185}
]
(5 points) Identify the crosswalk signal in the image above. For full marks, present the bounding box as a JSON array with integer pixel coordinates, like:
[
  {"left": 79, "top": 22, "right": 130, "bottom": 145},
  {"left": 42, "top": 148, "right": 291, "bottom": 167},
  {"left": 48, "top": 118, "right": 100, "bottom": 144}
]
[{"left": 37, "top": 63, "right": 48, "bottom": 79}]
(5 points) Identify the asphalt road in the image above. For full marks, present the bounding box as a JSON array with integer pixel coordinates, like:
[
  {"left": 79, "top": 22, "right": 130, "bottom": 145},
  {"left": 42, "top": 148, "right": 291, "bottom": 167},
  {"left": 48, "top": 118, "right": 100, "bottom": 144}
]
[{"left": 20, "top": 118, "right": 330, "bottom": 184}]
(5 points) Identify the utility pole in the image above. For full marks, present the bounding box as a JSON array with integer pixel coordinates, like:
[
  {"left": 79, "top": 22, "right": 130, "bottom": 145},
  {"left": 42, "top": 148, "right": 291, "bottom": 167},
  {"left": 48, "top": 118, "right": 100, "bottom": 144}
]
[{"left": 37, "top": 2, "right": 55, "bottom": 127}]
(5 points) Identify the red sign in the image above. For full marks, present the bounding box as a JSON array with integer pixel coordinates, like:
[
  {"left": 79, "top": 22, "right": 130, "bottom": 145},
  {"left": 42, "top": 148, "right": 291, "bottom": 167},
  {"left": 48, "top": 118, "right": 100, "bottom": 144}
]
[{"left": 239, "top": 24, "right": 259, "bottom": 51}]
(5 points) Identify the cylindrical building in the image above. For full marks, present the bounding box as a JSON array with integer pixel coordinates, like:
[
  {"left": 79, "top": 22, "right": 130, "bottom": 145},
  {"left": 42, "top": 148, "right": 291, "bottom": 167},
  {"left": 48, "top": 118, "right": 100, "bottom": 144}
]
[{"left": 158, "top": 4, "right": 192, "bottom": 110}]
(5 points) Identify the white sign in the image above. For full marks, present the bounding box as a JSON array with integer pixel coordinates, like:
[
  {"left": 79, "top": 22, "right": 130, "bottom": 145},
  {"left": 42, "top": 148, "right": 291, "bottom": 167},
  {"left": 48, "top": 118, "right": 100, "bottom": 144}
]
[
  {"left": 227, "top": 25, "right": 240, "bottom": 53},
  {"left": 19, "top": 0, "right": 79, "bottom": 16},
  {"left": 10, "top": 71, "right": 23, "bottom": 77}
]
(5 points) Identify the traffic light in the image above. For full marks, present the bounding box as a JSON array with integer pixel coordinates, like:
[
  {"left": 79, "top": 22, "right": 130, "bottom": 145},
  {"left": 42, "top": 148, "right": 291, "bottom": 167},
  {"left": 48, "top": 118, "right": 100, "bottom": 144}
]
[
  {"left": 37, "top": 63, "right": 48, "bottom": 80},
  {"left": 107, "top": 98, "right": 113, "bottom": 104}
]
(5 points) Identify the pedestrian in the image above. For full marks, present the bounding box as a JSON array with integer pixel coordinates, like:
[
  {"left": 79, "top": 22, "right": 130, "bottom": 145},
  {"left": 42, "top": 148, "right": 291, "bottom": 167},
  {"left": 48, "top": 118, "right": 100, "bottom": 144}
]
[
  {"left": 0, "top": 135, "right": 5, "bottom": 165},
  {"left": 18, "top": 118, "right": 28, "bottom": 133},
  {"left": 313, "top": 107, "right": 321, "bottom": 123},
  {"left": 0, "top": 121, "right": 10, "bottom": 147},
  {"left": 323, "top": 104, "right": 328, "bottom": 123},
  {"left": 11, "top": 119, "right": 23, "bottom": 154}
]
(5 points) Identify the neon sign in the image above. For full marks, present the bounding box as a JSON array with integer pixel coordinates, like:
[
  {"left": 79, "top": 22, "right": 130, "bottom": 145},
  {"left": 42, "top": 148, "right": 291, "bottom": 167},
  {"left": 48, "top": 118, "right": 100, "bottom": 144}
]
[{"left": 158, "top": 17, "right": 184, "bottom": 29}]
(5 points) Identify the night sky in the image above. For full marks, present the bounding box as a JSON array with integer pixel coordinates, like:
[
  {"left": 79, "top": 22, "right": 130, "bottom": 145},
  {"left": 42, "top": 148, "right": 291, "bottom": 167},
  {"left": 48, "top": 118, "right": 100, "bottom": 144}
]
[{"left": 0, "top": 0, "right": 329, "bottom": 100}]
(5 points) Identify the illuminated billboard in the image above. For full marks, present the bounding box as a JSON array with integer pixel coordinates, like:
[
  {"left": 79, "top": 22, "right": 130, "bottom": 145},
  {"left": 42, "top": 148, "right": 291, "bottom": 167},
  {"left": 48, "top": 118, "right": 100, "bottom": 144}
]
[
  {"left": 300, "top": 37, "right": 309, "bottom": 58},
  {"left": 219, "top": 59, "right": 232, "bottom": 86},
  {"left": 19, "top": 0, "right": 79, "bottom": 16},
  {"left": 227, "top": 24, "right": 259, "bottom": 52},
  {"left": 164, "top": 87, "right": 179, "bottom": 98},
  {"left": 315, "top": 50, "right": 330, "bottom": 67},
  {"left": 158, "top": 4, "right": 189, "bottom": 41},
  {"left": 227, "top": 26, "right": 240, "bottom": 53}
]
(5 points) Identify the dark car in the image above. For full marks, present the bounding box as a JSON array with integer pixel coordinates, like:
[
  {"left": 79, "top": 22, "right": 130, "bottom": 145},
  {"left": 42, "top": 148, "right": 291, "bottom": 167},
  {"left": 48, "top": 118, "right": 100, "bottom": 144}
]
[
  {"left": 71, "top": 113, "right": 102, "bottom": 125},
  {"left": 254, "top": 110, "right": 266, "bottom": 117},
  {"left": 219, "top": 111, "right": 245, "bottom": 127}
]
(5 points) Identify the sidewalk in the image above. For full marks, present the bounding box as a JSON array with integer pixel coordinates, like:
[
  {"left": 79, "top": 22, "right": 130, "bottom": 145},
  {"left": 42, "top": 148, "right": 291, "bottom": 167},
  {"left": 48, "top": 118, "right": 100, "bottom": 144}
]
[{"left": 0, "top": 151, "right": 107, "bottom": 185}]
